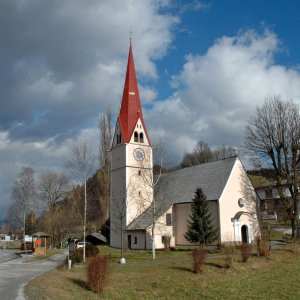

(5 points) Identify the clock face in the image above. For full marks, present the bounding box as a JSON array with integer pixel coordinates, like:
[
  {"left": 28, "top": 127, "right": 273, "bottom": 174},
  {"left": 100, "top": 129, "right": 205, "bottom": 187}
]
[{"left": 133, "top": 148, "right": 145, "bottom": 161}]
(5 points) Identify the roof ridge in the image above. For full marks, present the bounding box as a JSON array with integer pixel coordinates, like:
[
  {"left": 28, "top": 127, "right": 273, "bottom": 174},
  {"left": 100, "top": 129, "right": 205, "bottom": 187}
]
[{"left": 164, "top": 155, "right": 238, "bottom": 176}]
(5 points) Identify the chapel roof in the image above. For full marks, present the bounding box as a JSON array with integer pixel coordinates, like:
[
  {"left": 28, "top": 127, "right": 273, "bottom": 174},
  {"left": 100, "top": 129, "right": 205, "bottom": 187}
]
[{"left": 127, "top": 156, "right": 238, "bottom": 230}]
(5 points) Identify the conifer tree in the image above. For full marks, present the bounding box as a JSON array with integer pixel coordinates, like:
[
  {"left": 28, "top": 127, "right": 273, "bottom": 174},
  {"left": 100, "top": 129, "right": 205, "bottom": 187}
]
[{"left": 185, "top": 187, "right": 217, "bottom": 245}]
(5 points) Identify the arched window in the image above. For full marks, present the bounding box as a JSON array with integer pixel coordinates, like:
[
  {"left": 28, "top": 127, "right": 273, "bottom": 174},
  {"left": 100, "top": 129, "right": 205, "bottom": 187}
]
[
  {"left": 134, "top": 131, "right": 138, "bottom": 142},
  {"left": 139, "top": 132, "right": 144, "bottom": 143}
]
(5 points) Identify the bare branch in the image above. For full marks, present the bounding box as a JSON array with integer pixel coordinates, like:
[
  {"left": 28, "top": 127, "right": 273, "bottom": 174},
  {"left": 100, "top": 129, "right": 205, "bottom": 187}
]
[{"left": 245, "top": 95, "right": 300, "bottom": 237}]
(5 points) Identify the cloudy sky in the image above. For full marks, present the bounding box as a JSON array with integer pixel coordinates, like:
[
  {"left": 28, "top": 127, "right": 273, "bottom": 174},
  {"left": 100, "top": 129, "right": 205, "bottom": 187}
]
[{"left": 1, "top": 0, "right": 300, "bottom": 219}]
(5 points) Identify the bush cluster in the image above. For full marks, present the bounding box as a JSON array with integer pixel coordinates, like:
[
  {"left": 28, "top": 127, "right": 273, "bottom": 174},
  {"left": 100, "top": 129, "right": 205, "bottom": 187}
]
[
  {"left": 256, "top": 237, "right": 270, "bottom": 257},
  {"left": 86, "top": 244, "right": 99, "bottom": 257},
  {"left": 86, "top": 255, "right": 110, "bottom": 293},
  {"left": 192, "top": 247, "right": 207, "bottom": 273},
  {"left": 239, "top": 243, "right": 251, "bottom": 262},
  {"left": 71, "top": 251, "right": 83, "bottom": 264},
  {"left": 222, "top": 244, "right": 235, "bottom": 268}
]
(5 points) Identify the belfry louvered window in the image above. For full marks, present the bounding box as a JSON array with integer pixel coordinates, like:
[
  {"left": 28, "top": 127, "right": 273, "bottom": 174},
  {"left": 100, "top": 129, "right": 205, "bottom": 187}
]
[{"left": 140, "top": 132, "right": 144, "bottom": 143}]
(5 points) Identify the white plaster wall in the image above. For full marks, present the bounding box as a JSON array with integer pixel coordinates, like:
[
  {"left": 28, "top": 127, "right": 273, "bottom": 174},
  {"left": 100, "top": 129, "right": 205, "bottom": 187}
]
[
  {"left": 128, "top": 231, "right": 147, "bottom": 250},
  {"left": 218, "top": 158, "right": 259, "bottom": 242},
  {"left": 110, "top": 167, "right": 126, "bottom": 248},
  {"left": 126, "top": 138, "right": 153, "bottom": 225},
  {"left": 110, "top": 118, "right": 153, "bottom": 248},
  {"left": 111, "top": 144, "right": 126, "bottom": 171},
  {"left": 129, "top": 118, "right": 150, "bottom": 145},
  {"left": 150, "top": 207, "right": 175, "bottom": 249},
  {"left": 127, "top": 207, "right": 175, "bottom": 250}
]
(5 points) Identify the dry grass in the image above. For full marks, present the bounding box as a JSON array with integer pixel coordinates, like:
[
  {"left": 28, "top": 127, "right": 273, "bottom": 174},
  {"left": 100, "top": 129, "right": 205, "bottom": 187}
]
[
  {"left": 26, "top": 247, "right": 300, "bottom": 300},
  {"left": 0, "top": 240, "right": 21, "bottom": 249}
]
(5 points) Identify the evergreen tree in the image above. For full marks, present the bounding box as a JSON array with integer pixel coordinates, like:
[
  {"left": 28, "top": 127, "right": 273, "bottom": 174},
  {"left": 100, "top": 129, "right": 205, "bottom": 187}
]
[{"left": 185, "top": 187, "right": 218, "bottom": 245}]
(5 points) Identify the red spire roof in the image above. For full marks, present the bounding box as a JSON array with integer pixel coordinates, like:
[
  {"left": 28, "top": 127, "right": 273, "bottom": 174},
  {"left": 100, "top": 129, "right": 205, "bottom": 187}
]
[{"left": 118, "top": 43, "right": 150, "bottom": 144}]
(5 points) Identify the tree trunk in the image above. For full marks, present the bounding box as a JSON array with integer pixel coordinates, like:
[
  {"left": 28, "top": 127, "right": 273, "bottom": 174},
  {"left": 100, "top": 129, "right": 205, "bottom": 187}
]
[
  {"left": 23, "top": 213, "right": 27, "bottom": 257},
  {"left": 152, "top": 224, "right": 155, "bottom": 260},
  {"left": 121, "top": 219, "right": 124, "bottom": 259},
  {"left": 83, "top": 179, "right": 87, "bottom": 263}
]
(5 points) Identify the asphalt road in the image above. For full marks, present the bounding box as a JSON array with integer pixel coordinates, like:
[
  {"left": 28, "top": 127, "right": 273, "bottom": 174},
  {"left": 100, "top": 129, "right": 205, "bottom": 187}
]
[{"left": 0, "top": 249, "right": 67, "bottom": 300}]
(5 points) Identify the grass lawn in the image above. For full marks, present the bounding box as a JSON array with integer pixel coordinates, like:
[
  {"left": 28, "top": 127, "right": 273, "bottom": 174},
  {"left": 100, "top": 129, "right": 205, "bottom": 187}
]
[{"left": 26, "top": 245, "right": 300, "bottom": 300}]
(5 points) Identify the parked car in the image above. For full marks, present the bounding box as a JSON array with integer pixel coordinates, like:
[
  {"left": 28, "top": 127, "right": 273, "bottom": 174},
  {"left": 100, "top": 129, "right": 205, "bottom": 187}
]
[{"left": 76, "top": 241, "right": 90, "bottom": 249}]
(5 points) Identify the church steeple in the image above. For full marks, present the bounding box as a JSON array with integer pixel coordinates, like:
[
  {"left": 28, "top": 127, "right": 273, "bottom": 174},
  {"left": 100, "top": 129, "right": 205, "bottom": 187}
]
[
  {"left": 110, "top": 40, "right": 153, "bottom": 250},
  {"left": 118, "top": 43, "right": 150, "bottom": 144}
]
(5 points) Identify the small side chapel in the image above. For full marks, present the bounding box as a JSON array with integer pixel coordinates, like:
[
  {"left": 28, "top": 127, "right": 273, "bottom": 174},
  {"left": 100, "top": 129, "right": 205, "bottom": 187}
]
[{"left": 110, "top": 42, "right": 260, "bottom": 250}]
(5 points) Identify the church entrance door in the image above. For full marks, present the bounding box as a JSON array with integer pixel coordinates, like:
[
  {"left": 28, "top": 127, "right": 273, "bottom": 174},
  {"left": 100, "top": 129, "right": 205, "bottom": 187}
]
[{"left": 241, "top": 225, "right": 248, "bottom": 243}]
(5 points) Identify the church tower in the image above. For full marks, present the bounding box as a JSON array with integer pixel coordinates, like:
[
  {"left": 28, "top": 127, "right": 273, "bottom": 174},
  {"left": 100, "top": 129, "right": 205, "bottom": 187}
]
[{"left": 110, "top": 41, "right": 153, "bottom": 248}]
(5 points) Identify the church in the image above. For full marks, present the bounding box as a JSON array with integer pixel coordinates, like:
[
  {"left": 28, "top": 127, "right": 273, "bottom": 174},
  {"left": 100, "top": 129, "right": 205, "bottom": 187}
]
[{"left": 110, "top": 42, "right": 260, "bottom": 250}]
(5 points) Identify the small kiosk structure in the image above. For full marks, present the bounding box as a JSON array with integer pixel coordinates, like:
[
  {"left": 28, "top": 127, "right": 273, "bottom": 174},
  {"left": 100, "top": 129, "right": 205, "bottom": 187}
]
[{"left": 32, "top": 232, "right": 50, "bottom": 255}]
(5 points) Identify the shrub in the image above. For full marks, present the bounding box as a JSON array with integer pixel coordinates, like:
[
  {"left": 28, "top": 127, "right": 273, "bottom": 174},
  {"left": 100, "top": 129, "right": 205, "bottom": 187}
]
[
  {"left": 256, "top": 237, "right": 270, "bottom": 258},
  {"left": 222, "top": 244, "right": 235, "bottom": 268},
  {"left": 162, "top": 236, "right": 171, "bottom": 253},
  {"left": 192, "top": 247, "right": 207, "bottom": 274},
  {"left": 86, "top": 244, "right": 99, "bottom": 257},
  {"left": 71, "top": 251, "right": 83, "bottom": 264},
  {"left": 87, "top": 255, "right": 110, "bottom": 293},
  {"left": 239, "top": 244, "right": 251, "bottom": 262}
]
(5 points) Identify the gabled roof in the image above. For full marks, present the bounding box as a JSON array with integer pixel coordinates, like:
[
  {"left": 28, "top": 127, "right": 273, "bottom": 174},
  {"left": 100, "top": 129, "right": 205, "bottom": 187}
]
[
  {"left": 127, "top": 156, "right": 238, "bottom": 230},
  {"left": 118, "top": 43, "right": 150, "bottom": 144},
  {"left": 86, "top": 232, "right": 107, "bottom": 244}
]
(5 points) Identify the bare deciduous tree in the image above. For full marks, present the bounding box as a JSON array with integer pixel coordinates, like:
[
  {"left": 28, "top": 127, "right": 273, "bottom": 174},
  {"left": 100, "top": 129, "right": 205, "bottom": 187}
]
[
  {"left": 99, "top": 106, "right": 113, "bottom": 221},
  {"left": 37, "top": 171, "right": 69, "bottom": 246},
  {"left": 181, "top": 141, "right": 237, "bottom": 168},
  {"left": 110, "top": 184, "right": 130, "bottom": 261},
  {"left": 10, "top": 167, "right": 36, "bottom": 251},
  {"left": 181, "top": 141, "right": 213, "bottom": 168},
  {"left": 245, "top": 96, "right": 300, "bottom": 238},
  {"left": 66, "top": 139, "right": 95, "bottom": 262},
  {"left": 38, "top": 171, "right": 69, "bottom": 211},
  {"left": 240, "top": 168, "right": 262, "bottom": 239},
  {"left": 36, "top": 197, "right": 81, "bottom": 248},
  {"left": 213, "top": 145, "right": 237, "bottom": 160}
]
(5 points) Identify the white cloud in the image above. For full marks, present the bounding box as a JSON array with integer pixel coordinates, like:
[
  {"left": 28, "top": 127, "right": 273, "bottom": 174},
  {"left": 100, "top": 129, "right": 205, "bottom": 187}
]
[
  {"left": 139, "top": 86, "right": 157, "bottom": 103},
  {"left": 148, "top": 28, "right": 300, "bottom": 163},
  {"left": 179, "top": 0, "right": 210, "bottom": 14},
  {"left": 29, "top": 73, "right": 73, "bottom": 100},
  {"left": 0, "top": 0, "right": 178, "bottom": 219}
]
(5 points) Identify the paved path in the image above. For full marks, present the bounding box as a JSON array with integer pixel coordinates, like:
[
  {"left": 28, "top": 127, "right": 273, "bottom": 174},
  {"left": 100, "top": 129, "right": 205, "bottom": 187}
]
[
  {"left": 273, "top": 227, "right": 292, "bottom": 235},
  {"left": 0, "top": 249, "right": 20, "bottom": 263},
  {"left": 0, "top": 249, "right": 67, "bottom": 300}
]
